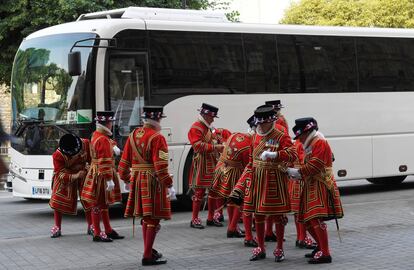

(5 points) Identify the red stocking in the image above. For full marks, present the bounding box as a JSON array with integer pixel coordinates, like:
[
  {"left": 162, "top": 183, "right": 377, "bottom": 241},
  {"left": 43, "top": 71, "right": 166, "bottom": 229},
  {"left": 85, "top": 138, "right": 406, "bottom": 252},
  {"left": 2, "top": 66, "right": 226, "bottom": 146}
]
[
  {"left": 275, "top": 216, "right": 285, "bottom": 250},
  {"left": 216, "top": 197, "right": 225, "bottom": 217},
  {"left": 229, "top": 205, "right": 240, "bottom": 232},
  {"left": 243, "top": 213, "right": 253, "bottom": 241},
  {"left": 265, "top": 216, "right": 274, "bottom": 236},
  {"left": 295, "top": 214, "right": 306, "bottom": 241},
  {"left": 143, "top": 218, "right": 160, "bottom": 259},
  {"left": 207, "top": 196, "right": 216, "bottom": 220},
  {"left": 309, "top": 219, "right": 330, "bottom": 256},
  {"left": 54, "top": 210, "right": 62, "bottom": 229},
  {"left": 142, "top": 220, "right": 147, "bottom": 248},
  {"left": 255, "top": 215, "right": 266, "bottom": 251},
  {"left": 85, "top": 209, "right": 92, "bottom": 227},
  {"left": 101, "top": 207, "right": 113, "bottom": 234},
  {"left": 192, "top": 189, "right": 204, "bottom": 221},
  {"left": 227, "top": 205, "right": 234, "bottom": 230},
  {"left": 92, "top": 207, "right": 101, "bottom": 236}
]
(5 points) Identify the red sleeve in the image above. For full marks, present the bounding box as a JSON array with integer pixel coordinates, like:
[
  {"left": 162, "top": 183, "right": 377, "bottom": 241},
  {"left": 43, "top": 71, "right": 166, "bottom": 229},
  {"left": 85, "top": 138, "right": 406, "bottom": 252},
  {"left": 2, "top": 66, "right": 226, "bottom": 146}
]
[
  {"left": 215, "top": 128, "right": 232, "bottom": 143},
  {"left": 82, "top": 139, "right": 91, "bottom": 164},
  {"left": 152, "top": 135, "right": 173, "bottom": 187},
  {"left": 53, "top": 151, "right": 75, "bottom": 185},
  {"left": 94, "top": 136, "right": 114, "bottom": 180},
  {"left": 188, "top": 125, "right": 214, "bottom": 153},
  {"left": 276, "top": 133, "right": 297, "bottom": 163},
  {"left": 118, "top": 136, "right": 132, "bottom": 182},
  {"left": 234, "top": 142, "right": 253, "bottom": 195},
  {"left": 295, "top": 141, "right": 305, "bottom": 165},
  {"left": 299, "top": 139, "right": 330, "bottom": 180}
]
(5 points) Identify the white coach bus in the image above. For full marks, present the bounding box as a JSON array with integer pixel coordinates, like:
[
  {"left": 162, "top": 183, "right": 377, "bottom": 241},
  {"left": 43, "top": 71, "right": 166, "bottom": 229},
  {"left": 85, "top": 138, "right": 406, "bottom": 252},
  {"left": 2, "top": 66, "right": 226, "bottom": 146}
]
[{"left": 8, "top": 6, "right": 414, "bottom": 199}]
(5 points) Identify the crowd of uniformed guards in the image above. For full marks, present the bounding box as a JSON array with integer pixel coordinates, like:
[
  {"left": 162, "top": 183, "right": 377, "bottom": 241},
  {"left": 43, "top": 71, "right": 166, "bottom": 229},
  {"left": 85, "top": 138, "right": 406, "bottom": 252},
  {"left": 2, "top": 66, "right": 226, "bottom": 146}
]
[{"left": 48, "top": 100, "right": 344, "bottom": 266}]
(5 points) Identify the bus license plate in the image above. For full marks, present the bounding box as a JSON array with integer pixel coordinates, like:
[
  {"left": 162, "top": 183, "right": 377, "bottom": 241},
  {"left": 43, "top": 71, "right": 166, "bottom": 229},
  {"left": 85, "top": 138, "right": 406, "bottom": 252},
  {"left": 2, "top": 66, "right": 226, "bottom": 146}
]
[{"left": 32, "top": 187, "right": 50, "bottom": 196}]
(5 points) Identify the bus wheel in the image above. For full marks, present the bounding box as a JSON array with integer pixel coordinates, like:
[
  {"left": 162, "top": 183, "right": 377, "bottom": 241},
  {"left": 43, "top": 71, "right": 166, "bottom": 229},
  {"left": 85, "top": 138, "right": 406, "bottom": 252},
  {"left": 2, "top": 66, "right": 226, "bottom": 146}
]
[{"left": 366, "top": 176, "right": 407, "bottom": 185}]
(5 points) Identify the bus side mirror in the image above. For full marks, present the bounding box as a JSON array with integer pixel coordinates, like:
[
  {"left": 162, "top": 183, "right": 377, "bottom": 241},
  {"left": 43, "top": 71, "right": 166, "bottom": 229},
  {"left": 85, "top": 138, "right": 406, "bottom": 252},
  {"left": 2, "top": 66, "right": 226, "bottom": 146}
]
[{"left": 68, "top": 51, "right": 81, "bottom": 76}]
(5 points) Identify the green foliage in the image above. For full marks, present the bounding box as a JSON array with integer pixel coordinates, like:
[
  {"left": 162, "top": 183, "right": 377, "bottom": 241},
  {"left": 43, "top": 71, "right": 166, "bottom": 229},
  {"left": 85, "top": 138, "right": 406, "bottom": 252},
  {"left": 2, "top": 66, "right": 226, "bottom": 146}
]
[
  {"left": 0, "top": 0, "right": 238, "bottom": 87},
  {"left": 281, "top": 0, "right": 414, "bottom": 28}
]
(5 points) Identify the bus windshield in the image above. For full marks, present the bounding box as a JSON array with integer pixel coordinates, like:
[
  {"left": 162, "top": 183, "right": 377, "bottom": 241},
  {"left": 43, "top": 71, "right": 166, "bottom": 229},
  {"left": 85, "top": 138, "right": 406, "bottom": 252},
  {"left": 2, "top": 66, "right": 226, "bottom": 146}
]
[{"left": 11, "top": 33, "right": 96, "bottom": 155}]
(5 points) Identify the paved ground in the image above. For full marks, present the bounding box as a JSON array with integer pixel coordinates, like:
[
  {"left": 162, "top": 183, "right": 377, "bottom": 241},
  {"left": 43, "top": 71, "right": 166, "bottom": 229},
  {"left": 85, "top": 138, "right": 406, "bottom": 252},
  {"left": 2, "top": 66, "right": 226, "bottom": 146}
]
[{"left": 1, "top": 178, "right": 414, "bottom": 270}]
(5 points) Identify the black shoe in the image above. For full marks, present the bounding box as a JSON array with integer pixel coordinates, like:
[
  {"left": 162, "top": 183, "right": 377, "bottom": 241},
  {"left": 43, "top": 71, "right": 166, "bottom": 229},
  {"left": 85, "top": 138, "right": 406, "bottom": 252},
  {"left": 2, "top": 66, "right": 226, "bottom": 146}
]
[
  {"left": 50, "top": 226, "right": 61, "bottom": 238},
  {"left": 93, "top": 235, "right": 113, "bottom": 242},
  {"left": 106, "top": 230, "right": 124, "bottom": 240},
  {"left": 206, "top": 219, "right": 223, "bottom": 227},
  {"left": 87, "top": 226, "right": 94, "bottom": 236},
  {"left": 227, "top": 230, "right": 245, "bottom": 238},
  {"left": 296, "top": 240, "right": 307, "bottom": 248},
  {"left": 265, "top": 233, "right": 277, "bottom": 242},
  {"left": 308, "top": 255, "right": 332, "bottom": 264},
  {"left": 218, "top": 214, "right": 224, "bottom": 222},
  {"left": 250, "top": 251, "right": 266, "bottom": 261},
  {"left": 142, "top": 256, "right": 167, "bottom": 266},
  {"left": 152, "top": 249, "right": 162, "bottom": 259},
  {"left": 190, "top": 221, "right": 205, "bottom": 229},
  {"left": 305, "top": 247, "right": 319, "bottom": 258},
  {"left": 244, "top": 239, "right": 258, "bottom": 247},
  {"left": 51, "top": 230, "right": 61, "bottom": 238},
  {"left": 274, "top": 249, "right": 285, "bottom": 262}
]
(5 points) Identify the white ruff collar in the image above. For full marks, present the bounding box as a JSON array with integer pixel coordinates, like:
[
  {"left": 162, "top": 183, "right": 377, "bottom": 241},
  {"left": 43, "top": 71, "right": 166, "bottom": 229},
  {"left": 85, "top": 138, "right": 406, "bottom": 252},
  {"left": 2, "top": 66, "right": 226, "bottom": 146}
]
[
  {"left": 198, "top": 115, "right": 211, "bottom": 128},
  {"left": 143, "top": 118, "right": 161, "bottom": 131},
  {"left": 256, "top": 125, "right": 274, "bottom": 136},
  {"left": 303, "top": 130, "right": 317, "bottom": 150},
  {"left": 96, "top": 123, "right": 112, "bottom": 136}
]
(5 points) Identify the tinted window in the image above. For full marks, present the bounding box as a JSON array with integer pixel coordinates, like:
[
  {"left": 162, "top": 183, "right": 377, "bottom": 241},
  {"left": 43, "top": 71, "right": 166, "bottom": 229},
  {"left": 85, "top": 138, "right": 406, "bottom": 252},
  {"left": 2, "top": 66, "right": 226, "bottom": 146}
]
[
  {"left": 243, "top": 34, "right": 278, "bottom": 93},
  {"left": 356, "top": 37, "right": 414, "bottom": 92},
  {"left": 149, "top": 30, "right": 245, "bottom": 101},
  {"left": 278, "top": 35, "right": 357, "bottom": 93},
  {"left": 114, "top": 30, "right": 147, "bottom": 50}
]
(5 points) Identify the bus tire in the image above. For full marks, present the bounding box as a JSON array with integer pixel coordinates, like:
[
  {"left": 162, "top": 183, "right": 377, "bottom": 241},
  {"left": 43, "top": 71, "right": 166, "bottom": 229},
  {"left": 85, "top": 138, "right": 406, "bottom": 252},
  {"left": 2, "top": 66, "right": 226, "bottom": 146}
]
[
  {"left": 176, "top": 149, "right": 194, "bottom": 211},
  {"left": 366, "top": 176, "right": 407, "bottom": 185}
]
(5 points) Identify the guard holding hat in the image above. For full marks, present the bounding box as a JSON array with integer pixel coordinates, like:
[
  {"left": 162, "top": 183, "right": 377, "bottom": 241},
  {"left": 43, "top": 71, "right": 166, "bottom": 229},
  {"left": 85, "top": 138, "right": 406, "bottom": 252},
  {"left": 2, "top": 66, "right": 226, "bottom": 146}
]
[
  {"left": 81, "top": 111, "right": 124, "bottom": 242},
  {"left": 118, "top": 106, "right": 173, "bottom": 266},
  {"left": 287, "top": 117, "right": 344, "bottom": 264},
  {"left": 49, "top": 134, "right": 92, "bottom": 238},
  {"left": 188, "top": 103, "right": 224, "bottom": 229},
  {"left": 228, "top": 115, "right": 259, "bottom": 247},
  {"left": 210, "top": 116, "right": 254, "bottom": 239},
  {"left": 238, "top": 106, "right": 297, "bottom": 262}
]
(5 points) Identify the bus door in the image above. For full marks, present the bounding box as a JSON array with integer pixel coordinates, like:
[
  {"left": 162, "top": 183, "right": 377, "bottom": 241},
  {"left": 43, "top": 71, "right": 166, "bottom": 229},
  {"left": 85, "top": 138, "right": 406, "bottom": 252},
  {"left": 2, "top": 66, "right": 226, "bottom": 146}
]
[{"left": 108, "top": 52, "right": 149, "bottom": 149}]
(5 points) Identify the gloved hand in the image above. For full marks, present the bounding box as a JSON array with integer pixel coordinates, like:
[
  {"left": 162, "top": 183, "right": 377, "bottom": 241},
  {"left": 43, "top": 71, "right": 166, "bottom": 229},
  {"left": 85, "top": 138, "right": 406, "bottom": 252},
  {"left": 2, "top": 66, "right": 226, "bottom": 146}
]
[
  {"left": 113, "top": 145, "right": 121, "bottom": 156},
  {"left": 287, "top": 168, "right": 302, "bottom": 179},
  {"left": 260, "top": 150, "right": 278, "bottom": 161},
  {"left": 124, "top": 182, "right": 130, "bottom": 192},
  {"left": 167, "top": 186, "right": 177, "bottom": 201},
  {"left": 229, "top": 190, "right": 243, "bottom": 206},
  {"left": 106, "top": 180, "right": 115, "bottom": 191}
]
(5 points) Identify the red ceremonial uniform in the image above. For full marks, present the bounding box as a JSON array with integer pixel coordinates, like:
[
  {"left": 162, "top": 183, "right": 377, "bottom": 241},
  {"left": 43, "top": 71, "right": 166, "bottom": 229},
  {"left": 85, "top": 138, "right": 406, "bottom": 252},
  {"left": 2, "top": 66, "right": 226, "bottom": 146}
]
[
  {"left": 118, "top": 125, "right": 173, "bottom": 220},
  {"left": 81, "top": 130, "right": 121, "bottom": 209},
  {"left": 298, "top": 136, "right": 343, "bottom": 222},
  {"left": 288, "top": 140, "right": 305, "bottom": 213},
  {"left": 212, "top": 128, "right": 232, "bottom": 144},
  {"left": 188, "top": 120, "right": 218, "bottom": 189},
  {"left": 49, "top": 139, "right": 91, "bottom": 215},
  {"left": 211, "top": 133, "right": 251, "bottom": 198},
  {"left": 241, "top": 128, "right": 297, "bottom": 215},
  {"left": 276, "top": 114, "right": 289, "bottom": 132}
]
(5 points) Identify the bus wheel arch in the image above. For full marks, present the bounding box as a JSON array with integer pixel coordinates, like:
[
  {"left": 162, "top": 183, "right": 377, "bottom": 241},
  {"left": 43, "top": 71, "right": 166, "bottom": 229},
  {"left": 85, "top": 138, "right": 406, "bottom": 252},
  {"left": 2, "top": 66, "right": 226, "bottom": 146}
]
[
  {"left": 366, "top": 175, "right": 407, "bottom": 185},
  {"left": 176, "top": 149, "right": 193, "bottom": 211}
]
